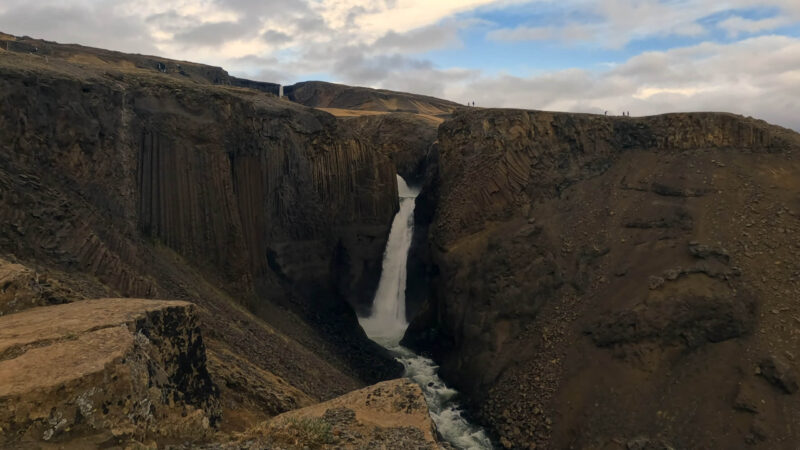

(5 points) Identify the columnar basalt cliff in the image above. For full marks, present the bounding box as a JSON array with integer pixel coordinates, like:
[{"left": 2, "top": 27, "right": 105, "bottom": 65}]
[
  {"left": 340, "top": 113, "right": 441, "bottom": 183},
  {"left": 0, "top": 37, "right": 405, "bottom": 439},
  {"left": 404, "top": 109, "right": 800, "bottom": 449}
]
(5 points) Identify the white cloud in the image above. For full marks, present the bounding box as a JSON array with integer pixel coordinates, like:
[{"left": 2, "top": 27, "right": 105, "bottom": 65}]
[
  {"left": 315, "top": 0, "right": 508, "bottom": 37},
  {"left": 718, "top": 16, "right": 793, "bottom": 37},
  {"left": 487, "top": 0, "right": 800, "bottom": 48},
  {"left": 633, "top": 87, "right": 707, "bottom": 99},
  {"left": 487, "top": 26, "right": 555, "bottom": 41},
  {"left": 444, "top": 35, "right": 800, "bottom": 131},
  {"left": 0, "top": 0, "right": 798, "bottom": 130}
]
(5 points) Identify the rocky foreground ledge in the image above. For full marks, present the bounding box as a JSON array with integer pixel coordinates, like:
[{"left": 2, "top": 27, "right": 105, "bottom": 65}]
[
  {"left": 0, "top": 298, "right": 444, "bottom": 448},
  {"left": 228, "top": 378, "right": 445, "bottom": 449},
  {"left": 0, "top": 299, "right": 219, "bottom": 447}
]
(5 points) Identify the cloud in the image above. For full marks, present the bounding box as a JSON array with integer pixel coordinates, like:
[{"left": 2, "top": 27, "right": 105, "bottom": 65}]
[
  {"left": 0, "top": 1, "right": 158, "bottom": 54},
  {"left": 487, "top": 26, "right": 554, "bottom": 41},
  {"left": 172, "top": 19, "right": 256, "bottom": 47},
  {"left": 373, "top": 21, "right": 463, "bottom": 53},
  {"left": 0, "top": 0, "right": 799, "bottom": 131},
  {"left": 445, "top": 35, "right": 800, "bottom": 130},
  {"left": 316, "top": 0, "right": 508, "bottom": 37},
  {"left": 486, "top": 0, "right": 800, "bottom": 48},
  {"left": 718, "top": 16, "right": 793, "bottom": 37},
  {"left": 261, "top": 29, "right": 293, "bottom": 45}
]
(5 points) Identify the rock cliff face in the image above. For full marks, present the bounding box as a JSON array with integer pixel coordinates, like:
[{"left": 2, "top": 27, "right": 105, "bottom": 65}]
[
  {"left": 0, "top": 299, "right": 219, "bottom": 447},
  {"left": 337, "top": 112, "right": 443, "bottom": 318},
  {"left": 340, "top": 113, "right": 440, "bottom": 184},
  {"left": 0, "top": 35, "right": 403, "bottom": 434},
  {"left": 404, "top": 109, "right": 800, "bottom": 449}
]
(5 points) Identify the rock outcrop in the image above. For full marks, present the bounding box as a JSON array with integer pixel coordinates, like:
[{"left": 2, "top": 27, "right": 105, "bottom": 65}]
[
  {"left": 405, "top": 109, "right": 800, "bottom": 449},
  {"left": 231, "top": 378, "right": 444, "bottom": 449},
  {"left": 0, "top": 298, "right": 219, "bottom": 447}
]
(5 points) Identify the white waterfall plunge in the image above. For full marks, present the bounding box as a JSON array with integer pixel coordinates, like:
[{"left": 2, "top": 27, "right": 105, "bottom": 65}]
[
  {"left": 358, "top": 175, "right": 494, "bottom": 450},
  {"left": 358, "top": 175, "right": 419, "bottom": 343}
]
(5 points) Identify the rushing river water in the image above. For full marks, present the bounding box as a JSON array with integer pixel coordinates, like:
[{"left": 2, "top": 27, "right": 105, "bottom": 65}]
[{"left": 358, "top": 175, "right": 493, "bottom": 450}]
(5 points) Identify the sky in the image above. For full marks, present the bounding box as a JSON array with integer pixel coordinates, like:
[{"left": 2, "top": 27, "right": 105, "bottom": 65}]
[{"left": 1, "top": 0, "right": 799, "bottom": 130}]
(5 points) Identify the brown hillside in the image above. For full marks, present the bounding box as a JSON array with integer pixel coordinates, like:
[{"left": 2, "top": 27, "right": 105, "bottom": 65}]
[{"left": 285, "top": 80, "right": 461, "bottom": 116}]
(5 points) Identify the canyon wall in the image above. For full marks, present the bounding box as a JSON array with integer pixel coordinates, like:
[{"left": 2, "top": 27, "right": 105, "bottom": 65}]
[
  {"left": 339, "top": 112, "right": 440, "bottom": 184},
  {"left": 405, "top": 109, "right": 800, "bottom": 449},
  {"left": 0, "top": 46, "right": 402, "bottom": 432}
]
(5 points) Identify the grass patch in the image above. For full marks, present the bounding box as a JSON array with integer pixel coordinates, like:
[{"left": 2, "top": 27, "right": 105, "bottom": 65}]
[{"left": 283, "top": 417, "right": 334, "bottom": 447}]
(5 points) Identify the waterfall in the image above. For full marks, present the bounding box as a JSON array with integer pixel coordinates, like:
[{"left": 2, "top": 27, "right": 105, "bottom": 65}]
[
  {"left": 358, "top": 175, "right": 494, "bottom": 450},
  {"left": 358, "top": 175, "right": 419, "bottom": 345}
]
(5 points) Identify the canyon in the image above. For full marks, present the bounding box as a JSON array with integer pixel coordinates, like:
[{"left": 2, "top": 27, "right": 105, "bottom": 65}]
[{"left": 2, "top": 32, "right": 800, "bottom": 449}]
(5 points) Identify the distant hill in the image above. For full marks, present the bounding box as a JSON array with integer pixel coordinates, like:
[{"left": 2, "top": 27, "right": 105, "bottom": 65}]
[
  {"left": 1, "top": 33, "right": 460, "bottom": 116},
  {"left": 0, "top": 32, "right": 279, "bottom": 94},
  {"left": 284, "top": 81, "right": 462, "bottom": 117}
]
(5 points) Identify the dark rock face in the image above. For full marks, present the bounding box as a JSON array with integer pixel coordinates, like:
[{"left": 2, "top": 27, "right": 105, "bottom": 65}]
[
  {"left": 404, "top": 108, "right": 800, "bottom": 449},
  {"left": 340, "top": 113, "right": 440, "bottom": 184},
  {"left": 229, "top": 76, "right": 281, "bottom": 95},
  {"left": 131, "top": 83, "right": 398, "bottom": 320},
  {"left": 0, "top": 42, "right": 402, "bottom": 412},
  {"left": 404, "top": 142, "right": 442, "bottom": 325},
  {"left": 586, "top": 292, "right": 757, "bottom": 348},
  {"left": 758, "top": 355, "right": 799, "bottom": 394}
]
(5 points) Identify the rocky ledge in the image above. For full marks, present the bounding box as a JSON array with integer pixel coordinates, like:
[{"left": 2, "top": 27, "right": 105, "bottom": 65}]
[
  {"left": 230, "top": 378, "right": 445, "bottom": 449},
  {"left": 0, "top": 298, "right": 220, "bottom": 447}
]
